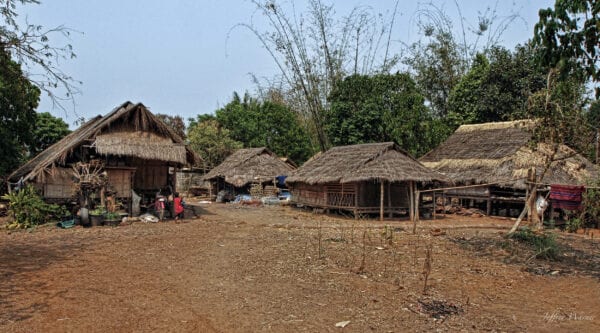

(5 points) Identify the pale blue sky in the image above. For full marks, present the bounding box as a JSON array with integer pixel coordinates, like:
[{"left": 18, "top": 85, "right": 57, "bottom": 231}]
[{"left": 18, "top": 0, "right": 554, "bottom": 126}]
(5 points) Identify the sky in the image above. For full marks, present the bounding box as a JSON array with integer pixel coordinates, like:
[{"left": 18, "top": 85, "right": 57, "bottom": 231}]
[{"left": 17, "top": 0, "right": 554, "bottom": 127}]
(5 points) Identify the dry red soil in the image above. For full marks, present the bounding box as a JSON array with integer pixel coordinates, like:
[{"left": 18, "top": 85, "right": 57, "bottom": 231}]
[{"left": 1, "top": 204, "right": 599, "bottom": 332}]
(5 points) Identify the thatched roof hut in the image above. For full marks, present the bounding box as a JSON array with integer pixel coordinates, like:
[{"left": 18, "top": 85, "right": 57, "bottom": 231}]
[
  {"left": 286, "top": 142, "right": 448, "bottom": 185},
  {"left": 8, "top": 101, "right": 199, "bottom": 203},
  {"left": 203, "top": 147, "right": 294, "bottom": 188},
  {"left": 419, "top": 120, "right": 597, "bottom": 190},
  {"left": 286, "top": 142, "right": 448, "bottom": 220}
]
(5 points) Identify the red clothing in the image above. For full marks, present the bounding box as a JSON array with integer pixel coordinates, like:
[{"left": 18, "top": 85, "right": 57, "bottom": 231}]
[{"left": 173, "top": 197, "right": 184, "bottom": 215}]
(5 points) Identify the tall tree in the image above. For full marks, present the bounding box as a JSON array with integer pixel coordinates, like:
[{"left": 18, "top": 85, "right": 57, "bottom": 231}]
[
  {"left": 325, "top": 73, "right": 442, "bottom": 157},
  {"left": 403, "top": 2, "right": 522, "bottom": 118},
  {"left": 0, "top": 47, "right": 40, "bottom": 176},
  {"left": 534, "top": 0, "right": 599, "bottom": 96},
  {"left": 237, "top": 0, "right": 400, "bottom": 150},
  {"left": 447, "top": 45, "right": 547, "bottom": 125},
  {"left": 30, "top": 112, "right": 70, "bottom": 156},
  {"left": 187, "top": 118, "right": 243, "bottom": 171},
  {"left": 216, "top": 93, "right": 313, "bottom": 163},
  {"left": 0, "top": 0, "right": 79, "bottom": 109}
]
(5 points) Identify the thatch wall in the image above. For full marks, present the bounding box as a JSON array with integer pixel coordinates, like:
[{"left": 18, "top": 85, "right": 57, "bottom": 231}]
[
  {"left": 96, "top": 131, "right": 187, "bottom": 164},
  {"left": 286, "top": 142, "right": 448, "bottom": 185},
  {"left": 420, "top": 120, "right": 598, "bottom": 189},
  {"left": 203, "top": 147, "right": 295, "bottom": 188}
]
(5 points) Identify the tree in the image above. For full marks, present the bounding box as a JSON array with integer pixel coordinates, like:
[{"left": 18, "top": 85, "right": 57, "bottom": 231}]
[
  {"left": 187, "top": 118, "right": 243, "bottom": 171},
  {"left": 403, "top": 2, "right": 522, "bottom": 118},
  {"left": 237, "top": 0, "right": 400, "bottom": 150},
  {"left": 155, "top": 114, "right": 186, "bottom": 140},
  {"left": 1, "top": 0, "right": 79, "bottom": 109},
  {"left": 0, "top": 47, "right": 40, "bottom": 176},
  {"left": 447, "top": 45, "right": 547, "bottom": 125},
  {"left": 325, "top": 73, "right": 442, "bottom": 157},
  {"left": 30, "top": 112, "right": 70, "bottom": 156},
  {"left": 216, "top": 92, "right": 313, "bottom": 163},
  {"left": 534, "top": 0, "right": 599, "bottom": 96}
]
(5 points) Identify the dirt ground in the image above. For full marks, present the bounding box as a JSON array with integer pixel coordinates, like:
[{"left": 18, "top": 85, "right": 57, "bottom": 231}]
[{"left": 1, "top": 203, "right": 599, "bottom": 332}]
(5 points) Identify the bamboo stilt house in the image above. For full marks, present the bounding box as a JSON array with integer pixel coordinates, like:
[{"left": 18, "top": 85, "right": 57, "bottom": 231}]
[
  {"left": 203, "top": 147, "right": 295, "bottom": 198},
  {"left": 419, "top": 120, "right": 598, "bottom": 215},
  {"left": 8, "top": 101, "right": 199, "bottom": 208},
  {"left": 285, "top": 142, "right": 449, "bottom": 220}
]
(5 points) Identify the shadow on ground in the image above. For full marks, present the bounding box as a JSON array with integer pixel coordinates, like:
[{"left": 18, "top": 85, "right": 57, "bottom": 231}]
[{"left": 0, "top": 237, "right": 87, "bottom": 323}]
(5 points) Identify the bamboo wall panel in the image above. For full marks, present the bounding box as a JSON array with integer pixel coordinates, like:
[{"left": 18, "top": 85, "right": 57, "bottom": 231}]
[
  {"left": 106, "top": 169, "right": 133, "bottom": 198},
  {"left": 42, "top": 168, "right": 77, "bottom": 199}
]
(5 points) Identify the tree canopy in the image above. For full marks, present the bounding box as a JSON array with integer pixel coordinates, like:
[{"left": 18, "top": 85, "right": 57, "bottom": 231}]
[
  {"left": 0, "top": 47, "right": 40, "bottom": 176},
  {"left": 534, "top": 0, "right": 599, "bottom": 96},
  {"left": 30, "top": 112, "right": 70, "bottom": 157},
  {"left": 187, "top": 117, "right": 243, "bottom": 171},
  {"left": 447, "top": 45, "right": 547, "bottom": 125},
  {"left": 326, "top": 73, "right": 442, "bottom": 157},
  {"left": 216, "top": 93, "right": 313, "bottom": 163}
]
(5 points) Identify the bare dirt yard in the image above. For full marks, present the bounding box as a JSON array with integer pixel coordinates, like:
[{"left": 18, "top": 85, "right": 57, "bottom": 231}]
[{"left": 1, "top": 203, "right": 599, "bottom": 332}]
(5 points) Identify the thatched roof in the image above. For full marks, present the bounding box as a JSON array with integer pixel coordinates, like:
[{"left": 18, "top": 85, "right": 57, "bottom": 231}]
[
  {"left": 286, "top": 142, "right": 449, "bottom": 185},
  {"left": 419, "top": 120, "right": 598, "bottom": 189},
  {"left": 203, "top": 147, "right": 295, "bottom": 187},
  {"left": 9, "top": 101, "right": 200, "bottom": 182}
]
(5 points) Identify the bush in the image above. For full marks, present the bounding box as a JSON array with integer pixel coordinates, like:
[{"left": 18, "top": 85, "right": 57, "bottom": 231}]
[
  {"left": 510, "top": 227, "right": 560, "bottom": 260},
  {"left": 565, "top": 217, "right": 583, "bottom": 233},
  {"left": 1, "top": 185, "right": 68, "bottom": 230}
]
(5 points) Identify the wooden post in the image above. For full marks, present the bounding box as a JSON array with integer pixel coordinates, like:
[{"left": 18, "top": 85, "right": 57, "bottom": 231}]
[
  {"left": 408, "top": 182, "right": 414, "bottom": 223},
  {"left": 379, "top": 180, "right": 384, "bottom": 221},
  {"left": 354, "top": 183, "right": 359, "bottom": 220},
  {"left": 486, "top": 190, "right": 492, "bottom": 216},
  {"left": 387, "top": 181, "right": 392, "bottom": 218},
  {"left": 528, "top": 167, "right": 540, "bottom": 229},
  {"left": 413, "top": 188, "right": 420, "bottom": 234},
  {"left": 432, "top": 191, "right": 436, "bottom": 220}
]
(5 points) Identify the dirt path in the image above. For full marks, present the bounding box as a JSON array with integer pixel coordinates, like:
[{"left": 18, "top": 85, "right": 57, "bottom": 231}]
[{"left": 1, "top": 204, "right": 599, "bottom": 332}]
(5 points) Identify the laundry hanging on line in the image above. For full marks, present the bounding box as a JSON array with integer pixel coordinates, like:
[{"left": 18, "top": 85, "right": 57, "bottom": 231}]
[{"left": 549, "top": 184, "right": 585, "bottom": 210}]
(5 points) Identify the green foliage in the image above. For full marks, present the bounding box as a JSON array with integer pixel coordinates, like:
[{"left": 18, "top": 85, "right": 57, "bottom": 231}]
[
  {"left": 534, "top": 0, "right": 599, "bottom": 96},
  {"left": 581, "top": 176, "right": 600, "bottom": 227},
  {"left": 216, "top": 92, "right": 313, "bottom": 163},
  {"left": 30, "top": 112, "right": 70, "bottom": 156},
  {"left": 404, "top": 30, "right": 466, "bottom": 118},
  {"left": 565, "top": 217, "right": 584, "bottom": 233},
  {"left": 187, "top": 118, "right": 243, "bottom": 171},
  {"left": 1, "top": 185, "right": 68, "bottom": 229},
  {"left": 448, "top": 45, "right": 547, "bottom": 125},
  {"left": 326, "top": 73, "right": 445, "bottom": 157},
  {"left": 510, "top": 227, "right": 560, "bottom": 260},
  {"left": 0, "top": 48, "right": 40, "bottom": 176},
  {"left": 527, "top": 70, "right": 591, "bottom": 154},
  {"left": 1, "top": 0, "right": 79, "bottom": 108}
]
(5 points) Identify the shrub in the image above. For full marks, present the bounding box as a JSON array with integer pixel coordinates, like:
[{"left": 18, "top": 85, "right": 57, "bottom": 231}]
[
  {"left": 510, "top": 227, "right": 560, "bottom": 260},
  {"left": 1, "top": 185, "right": 68, "bottom": 230},
  {"left": 565, "top": 217, "right": 583, "bottom": 233}
]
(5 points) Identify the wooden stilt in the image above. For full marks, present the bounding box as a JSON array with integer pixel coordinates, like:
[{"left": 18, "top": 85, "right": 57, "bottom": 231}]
[
  {"left": 379, "top": 180, "right": 384, "bottom": 221},
  {"left": 432, "top": 191, "right": 436, "bottom": 220},
  {"left": 387, "top": 181, "right": 392, "bottom": 218},
  {"left": 408, "top": 182, "right": 414, "bottom": 220},
  {"left": 354, "top": 183, "right": 359, "bottom": 219},
  {"left": 413, "top": 188, "right": 420, "bottom": 234}
]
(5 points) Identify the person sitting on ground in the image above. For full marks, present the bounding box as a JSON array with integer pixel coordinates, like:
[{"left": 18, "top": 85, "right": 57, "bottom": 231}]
[{"left": 173, "top": 192, "right": 185, "bottom": 220}]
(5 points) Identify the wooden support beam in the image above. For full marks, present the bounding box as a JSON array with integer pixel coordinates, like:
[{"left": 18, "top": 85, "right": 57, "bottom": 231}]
[
  {"left": 432, "top": 191, "right": 436, "bottom": 220},
  {"left": 413, "top": 188, "right": 420, "bottom": 234},
  {"left": 379, "top": 180, "right": 384, "bottom": 221},
  {"left": 354, "top": 183, "right": 359, "bottom": 220},
  {"left": 408, "top": 182, "right": 413, "bottom": 221},
  {"left": 387, "top": 181, "right": 392, "bottom": 218}
]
